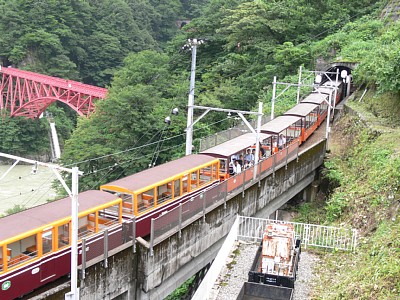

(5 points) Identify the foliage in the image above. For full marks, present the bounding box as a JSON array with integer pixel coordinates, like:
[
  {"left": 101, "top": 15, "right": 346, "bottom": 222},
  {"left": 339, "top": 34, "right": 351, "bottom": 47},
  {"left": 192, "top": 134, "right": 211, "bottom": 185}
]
[
  {"left": 354, "top": 30, "right": 400, "bottom": 93},
  {"left": 0, "top": 113, "right": 49, "bottom": 155},
  {"left": 314, "top": 219, "right": 400, "bottom": 300},
  {"left": 164, "top": 276, "right": 195, "bottom": 300},
  {"left": 4, "top": 204, "right": 26, "bottom": 216},
  {"left": 311, "top": 17, "right": 384, "bottom": 61},
  {"left": 303, "top": 94, "right": 400, "bottom": 299},
  {"left": 0, "top": 0, "right": 174, "bottom": 86},
  {"left": 309, "top": 15, "right": 400, "bottom": 94},
  {"left": 60, "top": 50, "right": 188, "bottom": 191}
]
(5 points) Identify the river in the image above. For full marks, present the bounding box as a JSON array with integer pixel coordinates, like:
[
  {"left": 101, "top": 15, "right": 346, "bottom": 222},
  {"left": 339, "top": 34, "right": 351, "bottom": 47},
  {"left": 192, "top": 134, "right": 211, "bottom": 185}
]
[{"left": 0, "top": 165, "right": 58, "bottom": 216}]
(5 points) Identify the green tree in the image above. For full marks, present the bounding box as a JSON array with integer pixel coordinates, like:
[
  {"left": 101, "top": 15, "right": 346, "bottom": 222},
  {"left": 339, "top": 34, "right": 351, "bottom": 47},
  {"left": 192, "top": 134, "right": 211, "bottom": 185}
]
[
  {"left": 61, "top": 50, "right": 187, "bottom": 191},
  {"left": 0, "top": 114, "right": 50, "bottom": 155}
]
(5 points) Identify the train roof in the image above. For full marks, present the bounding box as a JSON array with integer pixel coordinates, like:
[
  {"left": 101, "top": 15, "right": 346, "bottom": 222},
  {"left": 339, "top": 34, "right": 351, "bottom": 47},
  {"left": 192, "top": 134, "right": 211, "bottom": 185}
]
[
  {"left": 200, "top": 132, "right": 271, "bottom": 158},
  {"left": 260, "top": 116, "right": 301, "bottom": 134},
  {"left": 322, "top": 80, "right": 341, "bottom": 87},
  {"left": 301, "top": 93, "right": 328, "bottom": 104},
  {"left": 0, "top": 190, "right": 117, "bottom": 242},
  {"left": 315, "top": 87, "right": 334, "bottom": 95},
  {"left": 101, "top": 154, "right": 217, "bottom": 194},
  {"left": 284, "top": 103, "right": 319, "bottom": 117}
]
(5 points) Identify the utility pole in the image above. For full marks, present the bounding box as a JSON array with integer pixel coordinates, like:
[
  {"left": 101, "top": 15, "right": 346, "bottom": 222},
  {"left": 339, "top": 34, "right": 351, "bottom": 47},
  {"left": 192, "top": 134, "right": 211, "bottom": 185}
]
[
  {"left": 0, "top": 153, "right": 82, "bottom": 300},
  {"left": 185, "top": 38, "right": 205, "bottom": 155},
  {"left": 271, "top": 76, "right": 277, "bottom": 120},
  {"left": 296, "top": 66, "right": 303, "bottom": 103}
]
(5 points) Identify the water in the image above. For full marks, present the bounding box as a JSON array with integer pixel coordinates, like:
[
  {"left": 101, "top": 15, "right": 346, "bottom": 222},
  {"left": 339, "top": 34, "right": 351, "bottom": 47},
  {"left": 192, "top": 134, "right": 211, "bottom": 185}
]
[{"left": 0, "top": 165, "right": 58, "bottom": 216}]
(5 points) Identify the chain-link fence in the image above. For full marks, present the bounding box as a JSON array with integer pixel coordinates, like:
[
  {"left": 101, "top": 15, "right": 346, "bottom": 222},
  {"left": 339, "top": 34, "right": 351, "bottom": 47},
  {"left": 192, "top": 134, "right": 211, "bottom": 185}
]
[{"left": 199, "top": 116, "right": 270, "bottom": 152}]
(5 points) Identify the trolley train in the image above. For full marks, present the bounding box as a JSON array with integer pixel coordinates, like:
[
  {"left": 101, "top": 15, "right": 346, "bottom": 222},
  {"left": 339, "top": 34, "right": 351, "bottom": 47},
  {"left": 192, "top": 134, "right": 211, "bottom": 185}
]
[{"left": 0, "top": 79, "right": 343, "bottom": 299}]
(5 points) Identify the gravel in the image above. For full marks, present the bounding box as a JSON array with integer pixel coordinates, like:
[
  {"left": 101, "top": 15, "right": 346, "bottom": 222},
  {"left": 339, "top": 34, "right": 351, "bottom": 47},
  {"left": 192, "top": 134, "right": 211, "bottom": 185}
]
[
  {"left": 293, "top": 251, "right": 320, "bottom": 300},
  {"left": 210, "top": 240, "right": 320, "bottom": 300}
]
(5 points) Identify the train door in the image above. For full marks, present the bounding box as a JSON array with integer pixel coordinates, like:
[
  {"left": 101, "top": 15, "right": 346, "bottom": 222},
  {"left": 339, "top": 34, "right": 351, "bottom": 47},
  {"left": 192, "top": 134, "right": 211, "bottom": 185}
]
[{"left": 40, "top": 229, "right": 56, "bottom": 282}]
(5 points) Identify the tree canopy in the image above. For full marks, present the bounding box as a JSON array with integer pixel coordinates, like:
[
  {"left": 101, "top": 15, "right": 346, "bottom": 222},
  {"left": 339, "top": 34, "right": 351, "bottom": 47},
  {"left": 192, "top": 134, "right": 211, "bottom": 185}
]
[{"left": 0, "top": 0, "right": 388, "bottom": 187}]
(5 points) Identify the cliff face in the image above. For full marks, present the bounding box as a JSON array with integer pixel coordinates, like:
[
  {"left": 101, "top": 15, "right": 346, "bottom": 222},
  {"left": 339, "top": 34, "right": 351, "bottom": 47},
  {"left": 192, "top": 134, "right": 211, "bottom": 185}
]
[{"left": 381, "top": 0, "right": 400, "bottom": 21}]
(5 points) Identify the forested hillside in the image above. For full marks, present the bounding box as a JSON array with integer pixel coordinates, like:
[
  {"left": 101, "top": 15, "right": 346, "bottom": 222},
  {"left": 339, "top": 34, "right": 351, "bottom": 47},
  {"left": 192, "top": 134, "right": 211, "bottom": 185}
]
[
  {"left": 1, "top": 0, "right": 399, "bottom": 299},
  {"left": 59, "top": 0, "right": 384, "bottom": 190}
]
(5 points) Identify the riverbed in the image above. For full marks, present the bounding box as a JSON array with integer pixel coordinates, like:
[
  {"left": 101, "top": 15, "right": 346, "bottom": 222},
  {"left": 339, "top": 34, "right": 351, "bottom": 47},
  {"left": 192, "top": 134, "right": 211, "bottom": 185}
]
[{"left": 0, "top": 165, "right": 58, "bottom": 216}]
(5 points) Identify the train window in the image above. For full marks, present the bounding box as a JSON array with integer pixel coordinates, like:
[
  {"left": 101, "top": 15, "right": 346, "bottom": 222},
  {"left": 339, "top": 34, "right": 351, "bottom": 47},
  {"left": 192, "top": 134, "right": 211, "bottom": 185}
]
[
  {"left": 219, "top": 160, "right": 227, "bottom": 174},
  {"left": 120, "top": 194, "right": 133, "bottom": 215},
  {"left": 157, "top": 182, "right": 172, "bottom": 206},
  {"left": 306, "top": 109, "right": 318, "bottom": 128},
  {"left": 173, "top": 179, "right": 180, "bottom": 198},
  {"left": 96, "top": 209, "right": 119, "bottom": 230},
  {"left": 199, "top": 167, "right": 211, "bottom": 185},
  {"left": 137, "top": 189, "right": 154, "bottom": 213},
  {"left": 212, "top": 163, "right": 218, "bottom": 180},
  {"left": 8, "top": 234, "right": 37, "bottom": 268},
  {"left": 78, "top": 216, "right": 93, "bottom": 239},
  {"left": 58, "top": 223, "right": 70, "bottom": 248},
  {"left": 191, "top": 171, "right": 199, "bottom": 190},
  {"left": 42, "top": 230, "right": 53, "bottom": 255},
  {"left": 182, "top": 175, "right": 189, "bottom": 194}
]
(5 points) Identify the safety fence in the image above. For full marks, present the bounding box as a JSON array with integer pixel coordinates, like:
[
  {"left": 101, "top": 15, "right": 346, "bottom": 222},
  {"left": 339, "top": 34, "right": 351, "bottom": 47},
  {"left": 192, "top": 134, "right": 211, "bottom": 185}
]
[
  {"left": 149, "top": 141, "right": 301, "bottom": 253},
  {"left": 237, "top": 215, "right": 357, "bottom": 251},
  {"left": 199, "top": 116, "right": 270, "bottom": 152},
  {"left": 79, "top": 219, "right": 135, "bottom": 279}
]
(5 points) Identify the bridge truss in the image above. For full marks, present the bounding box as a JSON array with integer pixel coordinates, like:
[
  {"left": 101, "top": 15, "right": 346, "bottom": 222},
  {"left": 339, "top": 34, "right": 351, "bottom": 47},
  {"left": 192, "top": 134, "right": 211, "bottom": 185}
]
[{"left": 0, "top": 66, "right": 108, "bottom": 119}]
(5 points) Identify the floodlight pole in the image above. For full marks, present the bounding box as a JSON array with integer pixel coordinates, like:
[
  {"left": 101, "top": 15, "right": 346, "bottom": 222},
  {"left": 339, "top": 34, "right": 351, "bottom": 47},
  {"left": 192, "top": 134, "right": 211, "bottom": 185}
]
[{"left": 0, "top": 152, "right": 82, "bottom": 300}]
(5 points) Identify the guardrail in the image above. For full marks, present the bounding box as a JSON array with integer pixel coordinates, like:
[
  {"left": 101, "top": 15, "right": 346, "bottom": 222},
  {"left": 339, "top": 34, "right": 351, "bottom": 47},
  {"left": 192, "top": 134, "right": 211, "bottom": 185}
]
[
  {"left": 149, "top": 141, "right": 300, "bottom": 254},
  {"left": 237, "top": 216, "right": 357, "bottom": 251}
]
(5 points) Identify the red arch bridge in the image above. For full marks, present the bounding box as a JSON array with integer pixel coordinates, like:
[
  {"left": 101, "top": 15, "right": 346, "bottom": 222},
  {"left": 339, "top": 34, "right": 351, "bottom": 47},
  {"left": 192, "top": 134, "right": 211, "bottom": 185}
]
[{"left": 0, "top": 66, "right": 108, "bottom": 119}]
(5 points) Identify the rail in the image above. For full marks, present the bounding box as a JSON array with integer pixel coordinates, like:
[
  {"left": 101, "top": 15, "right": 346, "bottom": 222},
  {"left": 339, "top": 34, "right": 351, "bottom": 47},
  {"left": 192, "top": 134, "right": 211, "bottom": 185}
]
[{"left": 149, "top": 141, "right": 300, "bottom": 254}]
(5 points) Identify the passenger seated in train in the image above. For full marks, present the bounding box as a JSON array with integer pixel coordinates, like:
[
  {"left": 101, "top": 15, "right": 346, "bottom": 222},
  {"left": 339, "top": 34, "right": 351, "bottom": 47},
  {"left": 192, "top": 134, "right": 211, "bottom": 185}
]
[
  {"left": 243, "top": 159, "right": 252, "bottom": 169},
  {"left": 229, "top": 160, "right": 235, "bottom": 176},
  {"left": 261, "top": 147, "right": 266, "bottom": 158},
  {"left": 238, "top": 154, "right": 244, "bottom": 167},
  {"left": 278, "top": 134, "right": 286, "bottom": 150},
  {"left": 245, "top": 149, "right": 254, "bottom": 165},
  {"left": 233, "top": 159, "right": 242, "bottom": 174}
]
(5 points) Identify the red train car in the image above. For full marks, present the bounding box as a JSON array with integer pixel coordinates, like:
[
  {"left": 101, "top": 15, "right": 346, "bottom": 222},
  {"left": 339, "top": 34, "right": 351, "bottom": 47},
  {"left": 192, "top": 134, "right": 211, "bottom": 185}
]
[
  {"left": 284, "top": 103, "right": 320, "bottom": 142},
  {"left": 301, "top": 92, "right": 329, "bottom": 125},
  {"left": 0, "top": 190, "right": 122, "bottom": 299},
  {"left": 100, "top": 154, "right": 220, "bottom": 237}
]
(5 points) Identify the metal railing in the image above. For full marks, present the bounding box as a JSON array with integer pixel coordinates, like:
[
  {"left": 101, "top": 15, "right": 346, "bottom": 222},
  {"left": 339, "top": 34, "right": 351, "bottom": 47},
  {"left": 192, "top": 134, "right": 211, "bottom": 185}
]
[
  {"left": 149, "top": 142, "right": 301, "bottom": 253},
  {"left": 237, "top": 216, "right": 357, "bottom": 251},
  {"left": 80, "top": 217, "right": 136, "bottom": 279},
  {"left": 199, "top": 116, "right": 270, "bottom": 152}
]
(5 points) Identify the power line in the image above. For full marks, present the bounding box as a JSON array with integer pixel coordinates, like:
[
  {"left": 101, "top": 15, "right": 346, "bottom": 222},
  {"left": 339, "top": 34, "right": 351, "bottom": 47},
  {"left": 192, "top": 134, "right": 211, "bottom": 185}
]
[{"left": 66, "top": 116, "right": 230, "bottom": 168}]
